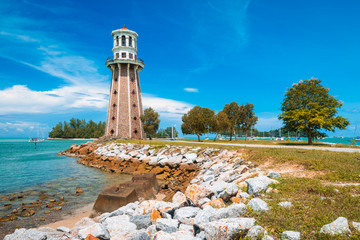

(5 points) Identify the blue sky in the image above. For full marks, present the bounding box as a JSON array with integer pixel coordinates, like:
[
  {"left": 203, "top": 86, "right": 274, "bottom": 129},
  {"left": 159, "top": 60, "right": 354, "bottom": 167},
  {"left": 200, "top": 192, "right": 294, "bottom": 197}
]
[{"left": 0, "top": 0, "right": 359, "bottom": 137}]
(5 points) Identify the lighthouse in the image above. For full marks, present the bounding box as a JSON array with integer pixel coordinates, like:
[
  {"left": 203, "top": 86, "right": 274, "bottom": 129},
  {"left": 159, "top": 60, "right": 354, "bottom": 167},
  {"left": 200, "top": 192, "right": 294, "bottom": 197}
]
[{"left": 105, "top": 26, "right": 145, "bottom": 139}]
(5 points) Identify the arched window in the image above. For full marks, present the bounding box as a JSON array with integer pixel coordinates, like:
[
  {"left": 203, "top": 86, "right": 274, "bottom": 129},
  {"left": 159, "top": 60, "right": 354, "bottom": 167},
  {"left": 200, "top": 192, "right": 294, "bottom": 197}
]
[
  {"left": 122, "top": 35, "right": 126, "bottom": 46},
  {"left": 132, "top": 90, "right": 135, "bottom": 95},
  {"left": 134, "top": 117, "right": 137, "bottom": 120},
  {"left": 116, "top": 36, "right": 119, "bottom": 46},
  {"left": 134, "top": 129, "right": 138, "bottom": 134},
  {"left": 133, "top": 103, "right": 136, "bottom": 108},
  {"left": 114, "top": 78, "right": 118, "bottom": 82},
  {"left": 110, "top": 129, "right": 114, "bottom": 134},
  {"left": 113, "top": 103, "right": 116, "bottom": 107},
  {"left": 131, "top": 78, "right": 134, "bottom": 82},
  {"left": 129, "top": 36, "right": 132, "bottom": 47},
  {"left": 112, "top": 116, "right": 115, "bottom": 120},
  {"left": 114, "top": 90, "right": 117, "bottom": 94}
]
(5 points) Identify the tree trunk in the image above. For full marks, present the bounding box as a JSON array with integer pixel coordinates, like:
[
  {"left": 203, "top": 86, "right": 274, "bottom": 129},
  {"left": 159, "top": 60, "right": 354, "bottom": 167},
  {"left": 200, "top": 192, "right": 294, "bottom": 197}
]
[
  {"left": 197, "top": 133, "right": 201, "bottom": 142},
  {"left": 307, "top": 129, "right": 312, "bottom": 145},
  {"left": 230, "top": 128, "right": 233, "bottom": 141},
  {"left": 245, "top": 129, "right": 248, "bottom": 141},
  {"left": 214, "top": 133, "right": 219, "bottom": 142},
  {"left": 234, "top": 129, "right": 237, "bottom": 141}
]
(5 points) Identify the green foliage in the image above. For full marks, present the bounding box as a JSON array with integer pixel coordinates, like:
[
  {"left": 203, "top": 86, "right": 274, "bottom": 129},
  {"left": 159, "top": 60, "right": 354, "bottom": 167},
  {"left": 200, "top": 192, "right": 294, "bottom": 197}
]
[
  {"left": 49, "top": 118, "right": 105, "bottom": 138},
  {"left": 238, "top": 103, "right": 258, "bottom": 140},
  {"left": 140, "top": 107, "right": 160, "bottom": 140},
  {"left": 223, "top": 101, "right": 240, "bottom": 140},
  {"left": 212, "top": 111, "right": 231, "bottom": 141},
  {"left": 181, "top": 106, "right": 215, "bottom": 142},
  {"left": 279, "top": 79, "right": 349, "bottom": 144},
  {"left": 154, "top": 127, "right": 178, "bottom": 138}
]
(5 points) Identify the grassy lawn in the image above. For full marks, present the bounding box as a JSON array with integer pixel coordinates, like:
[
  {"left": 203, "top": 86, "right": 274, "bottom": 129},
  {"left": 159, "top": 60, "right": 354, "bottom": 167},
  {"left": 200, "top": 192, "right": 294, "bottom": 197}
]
[
  {"left": 198, "top": 139, "right": 360, "bottom": 148},
  {"left": 249, "top": 179, "right": 360, "bottom": 239},
  {"left": 108, "top": 140, "right": 360, "bottom": 238}
]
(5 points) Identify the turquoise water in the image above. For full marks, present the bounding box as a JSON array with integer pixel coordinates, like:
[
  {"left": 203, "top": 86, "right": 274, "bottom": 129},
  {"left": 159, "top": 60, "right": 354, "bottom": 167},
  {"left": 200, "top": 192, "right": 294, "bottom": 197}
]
[
  {"left": 0, "top": 139, "right": 130, "bottom": 195},
  {"left": 0, "top": 139, "right": 132, "bottom": 235}
]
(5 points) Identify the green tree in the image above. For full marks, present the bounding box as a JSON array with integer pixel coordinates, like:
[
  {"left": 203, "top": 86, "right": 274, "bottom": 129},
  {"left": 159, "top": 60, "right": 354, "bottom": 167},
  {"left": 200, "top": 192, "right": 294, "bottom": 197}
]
[
  {"left": 223, "top": 101, "right": 240, "bottom": 141},
  {"left": 212, "top": 111, "right": 231, "bottom": 141},
  {"left": 279, "top": 79, "right": 349, "bottom": 144},
  {"left": 181, "top": 106, "right": 215, "bottom": 142},
  {"left": 165, "top": 126, "right": 178, "bottom": 138},
  {"left": 49, "top": 119, "right": 106, "bottom": 138},
  {"left": 140, "top": 107, "right": 160, "bottom": 140},
  {"left": 154, "top": 129, "right": 167, "bottom": 138},
  {"left": 238, "top": 103, "right": 258, "bottom": 140}
]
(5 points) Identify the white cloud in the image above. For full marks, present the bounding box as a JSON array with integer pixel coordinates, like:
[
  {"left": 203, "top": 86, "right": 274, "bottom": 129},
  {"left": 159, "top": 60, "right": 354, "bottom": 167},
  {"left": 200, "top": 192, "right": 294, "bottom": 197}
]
[
  {"left": 0, "top": 85, "right": 108, "bottom": 114},
  {"left": 142, "top": 94, "right": 193, "bottom": 118},
  {"left": 184, "top": 88, "right": 199, "bottom": 93},
  {"left": 0, "top": 121, "right": 44, "bottom": 133}
]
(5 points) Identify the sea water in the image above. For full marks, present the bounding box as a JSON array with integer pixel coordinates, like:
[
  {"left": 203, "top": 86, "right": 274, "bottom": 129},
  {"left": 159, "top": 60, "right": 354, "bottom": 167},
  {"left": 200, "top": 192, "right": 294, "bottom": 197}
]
[
  {"left": 0, "top": 138, "right": 131, "bottom": 228},
  {"left": 0, "top": 139, "right": 131, "bottom": 195}
]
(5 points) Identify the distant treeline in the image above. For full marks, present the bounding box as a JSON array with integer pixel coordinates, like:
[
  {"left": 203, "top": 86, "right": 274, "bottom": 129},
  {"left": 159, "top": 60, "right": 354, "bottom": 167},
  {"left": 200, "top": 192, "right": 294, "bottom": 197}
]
[{"left": 49, "top": 118, "right": 105, "bottom": 138}]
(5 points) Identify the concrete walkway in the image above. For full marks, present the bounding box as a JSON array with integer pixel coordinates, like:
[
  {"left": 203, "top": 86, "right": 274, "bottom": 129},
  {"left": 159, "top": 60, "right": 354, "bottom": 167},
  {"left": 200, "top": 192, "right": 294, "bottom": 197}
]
[{"left": 175, "top": 141, "right": 360, "bottom": 153}]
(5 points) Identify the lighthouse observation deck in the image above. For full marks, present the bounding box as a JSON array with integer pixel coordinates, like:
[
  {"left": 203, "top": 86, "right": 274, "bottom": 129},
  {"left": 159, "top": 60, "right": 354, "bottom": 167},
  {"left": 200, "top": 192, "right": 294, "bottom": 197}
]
[{"left": 105, "top": 56, "right": 144, "bottom": 69}]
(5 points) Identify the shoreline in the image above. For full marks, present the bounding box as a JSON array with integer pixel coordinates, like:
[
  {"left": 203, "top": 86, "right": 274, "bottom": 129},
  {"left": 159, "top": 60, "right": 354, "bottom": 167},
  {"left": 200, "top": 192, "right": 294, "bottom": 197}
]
[
  {"left": 46, "top": 138, "right": 97, "bottom": 141},
  {"left": 41, "top": 203, "right": 93, "bottom": 230}
]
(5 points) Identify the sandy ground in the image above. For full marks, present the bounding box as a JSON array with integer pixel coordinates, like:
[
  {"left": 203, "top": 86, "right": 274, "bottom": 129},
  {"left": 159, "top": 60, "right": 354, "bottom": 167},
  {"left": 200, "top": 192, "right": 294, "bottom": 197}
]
[{"left": 41, "top": 204, "right": 93, "bottom": 229}]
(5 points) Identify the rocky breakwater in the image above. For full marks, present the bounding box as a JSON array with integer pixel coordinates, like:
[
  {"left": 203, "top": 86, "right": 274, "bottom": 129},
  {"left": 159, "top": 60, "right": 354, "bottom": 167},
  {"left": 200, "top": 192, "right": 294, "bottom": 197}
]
[
  {"left": 5, "top": 143, "right": 291, "bottom": 240},
  {"left": 61, "top": 142, "right": 205, "bottom": 201}
]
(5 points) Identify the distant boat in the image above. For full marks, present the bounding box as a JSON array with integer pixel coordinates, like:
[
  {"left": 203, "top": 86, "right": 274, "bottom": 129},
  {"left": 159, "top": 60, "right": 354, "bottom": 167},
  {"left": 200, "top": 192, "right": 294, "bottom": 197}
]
[{"left": 28, "top": 124, "right": 45, "bottom": 143}]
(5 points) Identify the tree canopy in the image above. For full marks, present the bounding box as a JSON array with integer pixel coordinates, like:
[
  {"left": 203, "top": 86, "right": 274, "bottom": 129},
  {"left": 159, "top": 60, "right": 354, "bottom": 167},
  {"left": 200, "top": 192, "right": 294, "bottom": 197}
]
[
  {"left": 238, "top": 103, "right": 258, "bottom": 140},
  {"left": 223, "top": 102, "right": 240, "bottom": 140},
  {"left": 181, "top": 106, "right": 215, "bottom": 142},
  {"left": 279, "top": 79, "right": 349, "bottom": 144},
  {"left": 212, "top": 111, "right": 231, "bottom": 141},
  {"left": 49, "top": 118, "right": 105, "bottom": 138},
  {"left": 154, "top": 127, "right": 178, "bottom": 138},
  {"left": 140, "top": 107, "right": 160, "bottom": 140}
]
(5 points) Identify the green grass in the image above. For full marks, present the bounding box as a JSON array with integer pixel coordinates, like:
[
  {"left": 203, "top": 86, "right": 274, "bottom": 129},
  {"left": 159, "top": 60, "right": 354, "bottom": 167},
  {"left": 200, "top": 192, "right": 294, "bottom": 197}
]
[
  {"left": 245, "top": 148, "right": 360, "bottom": 182},
  {"left": 199, "top": 139, "right": 360, "bottom": 148},
  {"left": 248, "top": 178, "right": 360, "bottom": 239}
]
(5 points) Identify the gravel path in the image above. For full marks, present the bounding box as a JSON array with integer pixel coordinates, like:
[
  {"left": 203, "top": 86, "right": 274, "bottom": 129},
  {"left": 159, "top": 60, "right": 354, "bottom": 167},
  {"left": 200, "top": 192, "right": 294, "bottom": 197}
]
[{"left": 176, "top": 141, "right": 360, "bottom": 153}]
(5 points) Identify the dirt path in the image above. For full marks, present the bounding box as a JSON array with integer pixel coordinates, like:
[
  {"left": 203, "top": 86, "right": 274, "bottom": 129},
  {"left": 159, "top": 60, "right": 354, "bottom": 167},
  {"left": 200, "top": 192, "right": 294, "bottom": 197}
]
[{"left": 176, "top": 141, "right": 360, "bottom": 153}]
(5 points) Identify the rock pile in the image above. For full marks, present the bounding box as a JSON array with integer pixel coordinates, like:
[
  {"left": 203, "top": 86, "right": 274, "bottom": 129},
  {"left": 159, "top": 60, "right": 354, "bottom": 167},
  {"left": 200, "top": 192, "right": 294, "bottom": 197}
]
[{"left": 6, "top": 142, "right": 358, "bottom": 239}]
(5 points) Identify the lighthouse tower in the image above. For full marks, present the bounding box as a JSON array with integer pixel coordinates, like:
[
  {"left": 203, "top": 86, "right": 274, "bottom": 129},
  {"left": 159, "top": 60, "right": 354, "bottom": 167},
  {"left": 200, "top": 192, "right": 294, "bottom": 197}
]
[{"left": 105, "top": 26, "right": 145, "bottom": 139}]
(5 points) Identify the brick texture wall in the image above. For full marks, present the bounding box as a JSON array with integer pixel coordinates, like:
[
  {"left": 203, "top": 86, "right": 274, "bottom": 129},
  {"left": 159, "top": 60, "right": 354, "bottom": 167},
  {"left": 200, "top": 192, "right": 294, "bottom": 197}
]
[{"left": 105, "top": 63, "right": 145, "bottom": 139}]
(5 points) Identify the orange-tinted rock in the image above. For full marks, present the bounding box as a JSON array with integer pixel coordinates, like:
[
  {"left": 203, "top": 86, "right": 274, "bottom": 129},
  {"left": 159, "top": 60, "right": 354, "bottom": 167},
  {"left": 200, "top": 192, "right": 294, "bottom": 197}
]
[
  {"left": 85, "top": 234, "right": 100, "bottom": 240},
  {"left": 156, "top": 173, "right": 169, "bottom": 180},
  {"left": 123, "top": 166, "right": 138, "bottom": 173},
  {"left": 230, "top": 197, "right": 246, "bottom": 204},
  {"left": 207, "top": 198, "right": 225, "bottom": 208},
  {"left": 18, "top": 209, "right": 35, "bottom": 217},
  {"left": 173, "top": 170, "right": 182, "bottom": 177},
  {"left": 185, "top": 185, "right": 213, "bottom": 206},
  {"left": 136, "top": 164, "right": 147, "bottom": 172},
  {"left": 78, "top": 146, "right": 89, "bottom": 155},
  {"left": 150, "top": 209, "right": 161, "bottom": 224},
  {"left": 76, "top": 187, "right": 84, "bottom": 194},
  {"left": 150, "top": 166, "right": 164, "bottom": 175},
  {"left": 179, "top": 164, "right": 198, "bottom": 172},
  {"left": 0, "top": 214, "right": 17, "bottom": 222}
]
